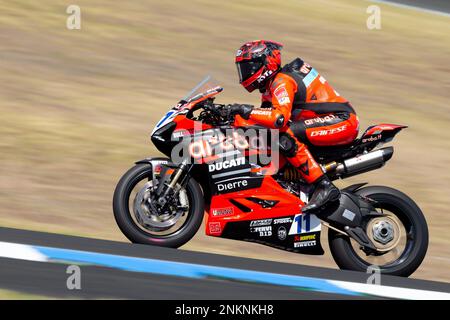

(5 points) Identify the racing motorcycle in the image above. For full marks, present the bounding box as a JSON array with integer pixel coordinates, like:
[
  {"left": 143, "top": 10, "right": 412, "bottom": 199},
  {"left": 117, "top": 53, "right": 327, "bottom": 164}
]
[{"left": 113, "top": 77, "right": 428, "bottom": 277}]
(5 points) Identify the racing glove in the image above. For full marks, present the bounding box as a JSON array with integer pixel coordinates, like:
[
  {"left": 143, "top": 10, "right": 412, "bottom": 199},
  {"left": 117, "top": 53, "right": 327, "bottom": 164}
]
[{"left": 225, "top": 103, "right": 254, "bottom": 120}]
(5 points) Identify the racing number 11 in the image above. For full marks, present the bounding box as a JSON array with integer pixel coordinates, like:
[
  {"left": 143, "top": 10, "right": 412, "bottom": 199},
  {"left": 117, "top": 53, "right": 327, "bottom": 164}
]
[{"left": 295, "top": 214, "right": 310, "bottom": 234}]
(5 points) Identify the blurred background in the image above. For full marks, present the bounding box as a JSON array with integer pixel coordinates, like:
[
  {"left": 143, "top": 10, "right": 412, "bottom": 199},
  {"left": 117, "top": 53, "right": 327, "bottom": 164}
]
[{"left": 0, "top": 0, "right": 449, "bottom": 282}]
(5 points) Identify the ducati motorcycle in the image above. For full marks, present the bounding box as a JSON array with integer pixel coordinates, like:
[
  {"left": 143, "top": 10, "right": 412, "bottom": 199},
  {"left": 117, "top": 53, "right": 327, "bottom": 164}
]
[{"left": 113, "top": 77, "right": 428, "bottom": 277}]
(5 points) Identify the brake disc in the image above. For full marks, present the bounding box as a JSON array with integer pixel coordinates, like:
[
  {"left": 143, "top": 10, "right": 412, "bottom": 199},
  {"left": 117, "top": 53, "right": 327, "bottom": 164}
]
[{"left": 133, "top": 181, "right": 187, "bottom": 230}]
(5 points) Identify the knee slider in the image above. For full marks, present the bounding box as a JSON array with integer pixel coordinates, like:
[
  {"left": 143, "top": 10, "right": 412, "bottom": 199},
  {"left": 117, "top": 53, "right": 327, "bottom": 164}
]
[{"left": 278, "top": 134, "right": 298, "bottom": 158}]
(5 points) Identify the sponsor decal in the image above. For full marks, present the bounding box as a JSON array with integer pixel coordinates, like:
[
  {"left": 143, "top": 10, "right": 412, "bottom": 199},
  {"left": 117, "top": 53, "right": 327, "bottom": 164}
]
[
  {"left": 294, "top": 234, "right": 316, "bottom": 242},
  {"left": 251, "top": 109, "right": 273, "bottom": 116},
  {"left": 213, "top": 176, "right": 264, "bottom": 195},
  {"left": 277, "top": 97, "right": 290, "bottom": 105},
  {"left": 310, "top": 125, "right": 347, "bottom": 137},
  {"left": 302, "top": 68, "right": 319, "bottom": 87},
  {"left": 208, "top": 222, "right": 221, "bottom": 234},
  {"left": 217, "top": 179, "right": 248, "bottom": 192},
  {"left": 189, "top": 140, "right": 213, "bottom": 159},
  {"left": 152, "top": 160, "right": 169, "bottom": 165},
  {"left": 208, "top": 131, "right": 249, "bottom": 150},
  {"left": 377, "top": 125, "right": 397, "bottom": 131},
  {"left": 172, "top": 130, "right": 191, "bottom": 139},
  {"left": 251, "top": 226, "right": 272, "bottom": 237},
  {"left": 250, "top": 219, "right": 272, "bottom": 227},
  {"left": 208, "top": 157, "right": 245, "bottom": 172},
  {"left": 152, "top": 160, "right": 169, "bottom": 175},
  {"left": 362, "top": 134, "right": 382, "bottom": 143},
  {"left": 300, "top": 62, "right": 311, "bottom": 74},
  {"left": 256, "top": 70, "right": 274, "bottom": 84},
  {"left": 212, "top": 207, "right": 234, "bottom": 216},
  {"left": 273, "top": 217, "right": 293, "bottom": 224},
  {"left": 294, "top": 240, "right": 316, "bottom": 248},
  {"left": 304, "top": 115, "right": 337, "bottom": 126},
  {"left": 273, "top": 85, "right": 290, "bottom": 105},
  {"left": 277, "top": 226, "right": 287, "bottom": 240},
  {"left": 189, "top": 131, "right": 249, "bottom": 160}
]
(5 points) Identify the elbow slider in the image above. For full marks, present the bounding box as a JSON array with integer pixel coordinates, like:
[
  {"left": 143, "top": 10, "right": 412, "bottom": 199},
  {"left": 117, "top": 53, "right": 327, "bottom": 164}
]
[{"left": 274, "top": 114, "right": 285, "bottom": 128}]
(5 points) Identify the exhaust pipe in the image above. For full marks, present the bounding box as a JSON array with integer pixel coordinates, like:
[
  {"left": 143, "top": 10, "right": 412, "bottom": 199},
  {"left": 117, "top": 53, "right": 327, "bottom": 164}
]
[{"left": 325, "top": 147, "right": 393, "bottom": 178}]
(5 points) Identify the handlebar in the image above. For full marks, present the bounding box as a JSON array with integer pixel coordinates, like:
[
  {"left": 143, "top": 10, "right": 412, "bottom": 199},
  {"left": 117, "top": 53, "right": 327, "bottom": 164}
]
[
  {"left": 203, "top": 101, "right": 232, "bottom": 121},
  {"left": 186, "top": 99, "right": 234, "bottom": 125}
]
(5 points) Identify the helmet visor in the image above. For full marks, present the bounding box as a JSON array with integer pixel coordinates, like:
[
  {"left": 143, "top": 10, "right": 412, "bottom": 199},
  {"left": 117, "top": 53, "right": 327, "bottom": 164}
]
[{"left": 236, "top": 59, "right": 264, "bottom": 83}]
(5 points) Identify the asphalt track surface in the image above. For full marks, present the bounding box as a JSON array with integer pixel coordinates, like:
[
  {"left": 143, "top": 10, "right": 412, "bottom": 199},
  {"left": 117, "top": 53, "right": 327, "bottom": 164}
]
[
  {"left": 372, "top": 0, "right": 450, "bottom": 15},
  {"left": 0, "top": 227, "right": 449, "bottom": 299}
]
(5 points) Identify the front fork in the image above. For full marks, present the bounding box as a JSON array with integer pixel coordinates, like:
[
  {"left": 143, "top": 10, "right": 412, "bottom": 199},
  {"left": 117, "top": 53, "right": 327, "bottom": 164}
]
[{"left": 156, "top": 158, "right": 192, "bottom": 207}]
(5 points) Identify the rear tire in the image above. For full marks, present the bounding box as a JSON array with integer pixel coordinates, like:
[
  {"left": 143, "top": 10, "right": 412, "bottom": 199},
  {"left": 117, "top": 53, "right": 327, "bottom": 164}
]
[
  {"left": 113, "top": 163, "right": 204, "bottom": 248},
  {"left": 328, "top": 186, "right": 428, "bottom": 277}
]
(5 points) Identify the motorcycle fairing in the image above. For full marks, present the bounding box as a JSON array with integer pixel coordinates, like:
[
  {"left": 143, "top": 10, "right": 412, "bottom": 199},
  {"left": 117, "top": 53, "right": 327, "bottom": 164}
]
[
  {"left": 219, "top": 215, "right": 324, "bottom": 255},
  {"left": 205, "top": 171, "right": 325, "bottom": 255},
  {"left": 310, "top": 123, "right": 407, "bottom": 163},
  {"left": 359, "top": 123, "right": 408, "bottom": 147},
  {"left": 164, "top": 115, "right": 325, "bottom": 255}
]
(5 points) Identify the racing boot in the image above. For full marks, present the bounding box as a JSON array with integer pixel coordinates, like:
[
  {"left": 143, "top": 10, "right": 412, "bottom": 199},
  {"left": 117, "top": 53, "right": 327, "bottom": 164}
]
[{"left": 302, "top": 175, "right": 340, "bottom": 213}]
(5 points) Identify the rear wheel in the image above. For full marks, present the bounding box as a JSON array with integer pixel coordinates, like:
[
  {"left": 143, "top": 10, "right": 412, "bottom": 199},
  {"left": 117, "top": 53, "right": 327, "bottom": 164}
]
[
  {"left": 328, "top": 186, "right": 428, "bottom": 277},
  {"left": 113, "top": 163, "right": 204, "bottom": 248}
]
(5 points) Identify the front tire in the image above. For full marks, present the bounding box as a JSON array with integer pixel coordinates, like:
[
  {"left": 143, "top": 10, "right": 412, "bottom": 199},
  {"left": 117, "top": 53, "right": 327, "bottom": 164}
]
[
  {"left": 328, "top": 186, "right": 429, "bottom": 277},
  {"left": 113, "top": 163, "right": 204, "bottom": 248}
]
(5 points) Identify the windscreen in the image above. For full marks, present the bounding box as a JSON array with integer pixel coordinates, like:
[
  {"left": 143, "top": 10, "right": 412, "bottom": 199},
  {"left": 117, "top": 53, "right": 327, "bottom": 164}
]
[{"left": 183, "top": 75, "right": 222, "bottom": 102}]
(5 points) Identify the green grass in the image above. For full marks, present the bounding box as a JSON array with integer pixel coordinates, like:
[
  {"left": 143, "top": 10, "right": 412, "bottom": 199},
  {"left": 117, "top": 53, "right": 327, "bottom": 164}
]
[
  {"left": 0, "top": 288, "right": 54, "bottom": 300},
  {"left": 0, "top": 0, "right": 449, "bottom": 282}
]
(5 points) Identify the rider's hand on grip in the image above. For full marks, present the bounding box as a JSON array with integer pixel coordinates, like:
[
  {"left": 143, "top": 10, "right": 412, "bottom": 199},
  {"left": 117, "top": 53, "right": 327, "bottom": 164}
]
[{"left": 224, "top": 103, "right": 254, "bottom": 120}]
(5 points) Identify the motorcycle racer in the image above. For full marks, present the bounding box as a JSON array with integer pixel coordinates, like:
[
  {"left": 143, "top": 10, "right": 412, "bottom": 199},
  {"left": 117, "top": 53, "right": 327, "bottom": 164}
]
[
  {"left": 231, "top": 40, "right": 359, "bottom": 212},
  {"left": 114, "top": 62, "right": 427, "bottom": 277}
]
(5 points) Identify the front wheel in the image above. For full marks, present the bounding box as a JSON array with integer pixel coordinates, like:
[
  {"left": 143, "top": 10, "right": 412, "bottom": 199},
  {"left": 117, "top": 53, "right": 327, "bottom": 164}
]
[
  {"left": 328, "top": 186, "right": 429, "bottom": 277},
  {"left": 113, "top": 163, "right": 204, "bottom": 248}
]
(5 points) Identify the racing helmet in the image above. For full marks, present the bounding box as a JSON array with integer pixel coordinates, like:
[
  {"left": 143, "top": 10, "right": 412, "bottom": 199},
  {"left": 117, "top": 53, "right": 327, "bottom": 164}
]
[{"left": 235, "top": 40, "right": 283, "bottom": 92}]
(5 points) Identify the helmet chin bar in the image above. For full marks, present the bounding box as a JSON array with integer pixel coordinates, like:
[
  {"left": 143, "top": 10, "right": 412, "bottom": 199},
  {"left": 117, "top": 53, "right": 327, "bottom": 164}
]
[
  {"left": 242, "top": 67, "right": 280, "bottom": 93},
  {"left": 257, "top": 68, "right": 280, "bottom": 92}
]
